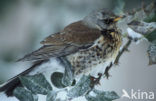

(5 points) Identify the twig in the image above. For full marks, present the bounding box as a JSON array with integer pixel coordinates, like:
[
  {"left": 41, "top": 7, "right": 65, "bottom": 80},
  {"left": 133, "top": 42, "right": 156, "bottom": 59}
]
[
  {"left": 89, "top": 39, "right": 132, "bottom": 92},
  {"left": 104, "top": 39, "right": 132, "bottom": 79},
  {"left": 114, "top": 39, "right": 132, "bottom": 64}
]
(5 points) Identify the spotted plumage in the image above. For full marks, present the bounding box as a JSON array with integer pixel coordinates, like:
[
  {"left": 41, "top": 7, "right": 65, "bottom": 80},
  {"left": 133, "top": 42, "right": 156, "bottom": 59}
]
[
  {"left": 19, "top": 20, "right": 122, "bottom": 76},
  {"left": 18, "top": 9, "right": 123, "bottom": 76},
  {"left": 66, "top": 28, "right": 122, "bottom": 75}
]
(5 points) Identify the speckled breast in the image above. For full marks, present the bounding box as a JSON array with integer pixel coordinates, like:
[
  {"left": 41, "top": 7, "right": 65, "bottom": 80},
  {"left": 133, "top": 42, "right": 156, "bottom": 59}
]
[{"left": 66, "top": 31, "right": 122, "bottom": 75}]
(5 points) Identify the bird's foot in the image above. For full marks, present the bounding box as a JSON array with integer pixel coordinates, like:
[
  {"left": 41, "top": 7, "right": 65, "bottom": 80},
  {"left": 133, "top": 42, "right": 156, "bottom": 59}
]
[
  {"left": 90, "top": 73, "right": 102, "bottom": 87},
  {"left": 103, "top": 63, "right": 112, "bottom": 79},
  {"left": 104, "top": 71, "right": 111, "bottom": 79},
  {"left": 114, "top": 61, "right": 119, "bottom": 65}
]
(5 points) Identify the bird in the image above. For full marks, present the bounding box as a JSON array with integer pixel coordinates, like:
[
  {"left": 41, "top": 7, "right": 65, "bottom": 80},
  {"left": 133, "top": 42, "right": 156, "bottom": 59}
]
[{"left": 0, "top": 9, "right": 123, "bottom": 96}]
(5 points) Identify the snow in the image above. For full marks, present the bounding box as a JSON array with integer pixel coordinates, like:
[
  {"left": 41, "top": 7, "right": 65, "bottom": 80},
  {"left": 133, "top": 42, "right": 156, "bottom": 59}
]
[{"left": 127, "top": 28, "right": 142, "bottom": 39}]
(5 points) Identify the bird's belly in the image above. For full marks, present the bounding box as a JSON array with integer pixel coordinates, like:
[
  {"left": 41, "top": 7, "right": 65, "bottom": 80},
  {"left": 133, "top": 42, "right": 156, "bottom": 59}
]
[
  {"left": 66, "top": 45, "right": 119, "bottom": 77},
  {"left": 66, "top": 34, "right": 122, "bottom": 77}
]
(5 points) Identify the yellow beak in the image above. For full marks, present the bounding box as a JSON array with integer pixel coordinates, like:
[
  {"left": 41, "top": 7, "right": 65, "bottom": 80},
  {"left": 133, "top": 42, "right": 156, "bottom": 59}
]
[{"left": 114, "top": 16, "right": 124, "bottom": 22}]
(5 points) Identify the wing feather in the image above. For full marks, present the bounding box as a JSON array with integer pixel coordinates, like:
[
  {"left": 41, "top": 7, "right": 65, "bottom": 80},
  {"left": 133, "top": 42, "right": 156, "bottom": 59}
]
[{"left": 19, "top": 21, "right": 101, "bottom": 61}]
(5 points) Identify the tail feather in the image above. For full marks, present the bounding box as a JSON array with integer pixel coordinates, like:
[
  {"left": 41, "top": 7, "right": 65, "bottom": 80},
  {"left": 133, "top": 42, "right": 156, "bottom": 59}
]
[
  {"left": 0, "top": 60, "right": 47, "bottom": 96},
  {"left": 0, "top": 78, "right": 21, "bottom": 96}
]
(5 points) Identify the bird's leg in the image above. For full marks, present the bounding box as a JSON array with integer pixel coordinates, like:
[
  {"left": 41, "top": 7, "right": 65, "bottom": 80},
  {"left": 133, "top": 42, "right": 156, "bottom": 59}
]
[
  {"left": 94, "top": 73, "right": 102, "bottom": 84},
  {"left": 104, "top": 62, "right": 113, "bottom": 79},
  {"left": 58, "top": 57, "right": 74, "bottom": 86},
  {"left": 90, "top": 73, "right": 102, "bottom": 88}
]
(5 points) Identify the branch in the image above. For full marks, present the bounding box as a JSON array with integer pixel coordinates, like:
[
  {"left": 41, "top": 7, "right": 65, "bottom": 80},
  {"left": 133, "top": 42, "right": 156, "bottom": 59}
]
[
  {"left": 104, "top": 39, "right": 132, "bottom": 79},
  {"left": 114, "top": 39, "right": 132, "bottom": 65}
]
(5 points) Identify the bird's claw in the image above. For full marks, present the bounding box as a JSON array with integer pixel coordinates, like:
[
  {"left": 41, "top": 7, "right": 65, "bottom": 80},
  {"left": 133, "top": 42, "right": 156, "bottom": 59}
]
[
  {"left": 114, "top": 61, "right": 119, "bottom": 65},
  {"left": 104, "top": 71, "right": 111, "bottom": 79},
  {"left": 90, "top": 73, "right": 102, "bottom": 87}
]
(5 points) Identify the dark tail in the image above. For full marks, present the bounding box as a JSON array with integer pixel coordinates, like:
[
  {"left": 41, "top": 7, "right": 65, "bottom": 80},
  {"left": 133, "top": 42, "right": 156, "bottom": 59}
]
[{"left": 0, "top": 60, "right": 47, "bottom": 96}]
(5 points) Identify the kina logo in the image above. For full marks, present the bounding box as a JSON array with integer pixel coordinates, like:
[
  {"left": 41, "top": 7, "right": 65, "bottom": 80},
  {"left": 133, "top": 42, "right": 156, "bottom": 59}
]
[{"left": 121, "top": 89, "right": 155, "bottom": 100}]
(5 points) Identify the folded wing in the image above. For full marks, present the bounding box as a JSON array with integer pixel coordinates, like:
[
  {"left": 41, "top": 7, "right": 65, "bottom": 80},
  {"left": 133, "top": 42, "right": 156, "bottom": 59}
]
[{"left": 19, "top": 21, "right": 101, "bottom": 61}]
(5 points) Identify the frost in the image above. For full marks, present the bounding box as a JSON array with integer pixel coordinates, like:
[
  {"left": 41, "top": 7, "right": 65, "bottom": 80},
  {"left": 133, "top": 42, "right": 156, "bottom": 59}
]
[
  {"left": 67, "top": 75, "right": 91, "bottom": 98},
  {"left": 147, "top": 40, "right": 156, "bottom": 65},
  {"left": 56, "top": 90, "right": 68, "bottom": 101},
  {"left": 128, "top": 21, "right": 156, "bottom": 35},
  {"left": 13, "top": 87, "right": 38, "bottom": 101},
  {"left": 46, "top": 91, "right": 57, "bottom": 101},
  {"left": 127, "top": 27, "right": 142, "bottom": 39},
  {"left": 89, "top": 91, "right": 97, "bottom": 97},
  {"left": 20, "top": 73, "right": 52, "bottom": 95},
  {"left": 85, "top": 89, "right": 119, "bottom": 101}
]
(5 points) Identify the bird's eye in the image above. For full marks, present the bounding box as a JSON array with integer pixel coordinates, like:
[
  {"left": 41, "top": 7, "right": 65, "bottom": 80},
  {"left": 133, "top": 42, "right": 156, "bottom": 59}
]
[{"left": 103, "top": 18, "right": 114, "bottom": 24}]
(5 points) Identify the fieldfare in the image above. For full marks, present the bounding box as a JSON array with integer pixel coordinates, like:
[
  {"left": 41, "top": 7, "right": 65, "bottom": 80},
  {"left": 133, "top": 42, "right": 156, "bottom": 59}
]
[{"left": 0, "top": 9, "right": 123, "bottom": 96}]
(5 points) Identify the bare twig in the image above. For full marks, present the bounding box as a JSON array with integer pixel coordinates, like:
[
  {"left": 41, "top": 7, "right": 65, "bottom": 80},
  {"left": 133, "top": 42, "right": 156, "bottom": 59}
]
[
  {"left": 104, "top": 39, "right": 132, "bottom": 79},
  {"left": 114, "top": 39, "right": 132, "bottom": 65}
]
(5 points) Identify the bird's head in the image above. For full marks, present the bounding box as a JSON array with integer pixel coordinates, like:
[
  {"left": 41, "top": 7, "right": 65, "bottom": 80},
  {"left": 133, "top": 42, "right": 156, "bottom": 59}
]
[{"left": 83, "top": 8, "right": 125, "bottom": 30}]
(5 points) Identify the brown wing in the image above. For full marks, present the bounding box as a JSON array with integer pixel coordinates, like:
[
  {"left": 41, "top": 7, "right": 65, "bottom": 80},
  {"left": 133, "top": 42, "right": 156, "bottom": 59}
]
[
  {"left": 41, "top": 21, "right": 101, "bottom": 46},
  {"left": 19, "top": 21, "right": 101, "bottom": 61}
]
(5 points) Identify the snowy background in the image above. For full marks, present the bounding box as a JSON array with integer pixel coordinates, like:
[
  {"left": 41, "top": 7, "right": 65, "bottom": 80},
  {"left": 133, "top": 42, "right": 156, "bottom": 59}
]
[{"left": 0, "top": 0, "right": 155, "bottom": 101}]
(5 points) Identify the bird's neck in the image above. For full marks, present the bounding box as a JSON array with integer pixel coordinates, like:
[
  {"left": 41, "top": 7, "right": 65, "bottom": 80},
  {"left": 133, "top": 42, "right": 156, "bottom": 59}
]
[
  {"left": 82, "top": 17, "right": 100, "bottom": 30},
  {"left": 82, "top": 17, "right": 118, "bottom": 31}
]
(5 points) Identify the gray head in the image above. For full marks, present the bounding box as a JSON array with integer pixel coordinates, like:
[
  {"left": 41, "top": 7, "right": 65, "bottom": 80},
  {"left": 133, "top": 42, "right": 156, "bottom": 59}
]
[{"left": 83, "top": 9, "right": 123, "bottom": 30}]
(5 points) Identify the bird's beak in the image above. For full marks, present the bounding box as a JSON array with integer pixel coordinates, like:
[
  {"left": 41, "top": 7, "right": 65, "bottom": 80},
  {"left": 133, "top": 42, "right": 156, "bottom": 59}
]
[{"left": 114, "top": 15, "right": 125, "bottom": 22}]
